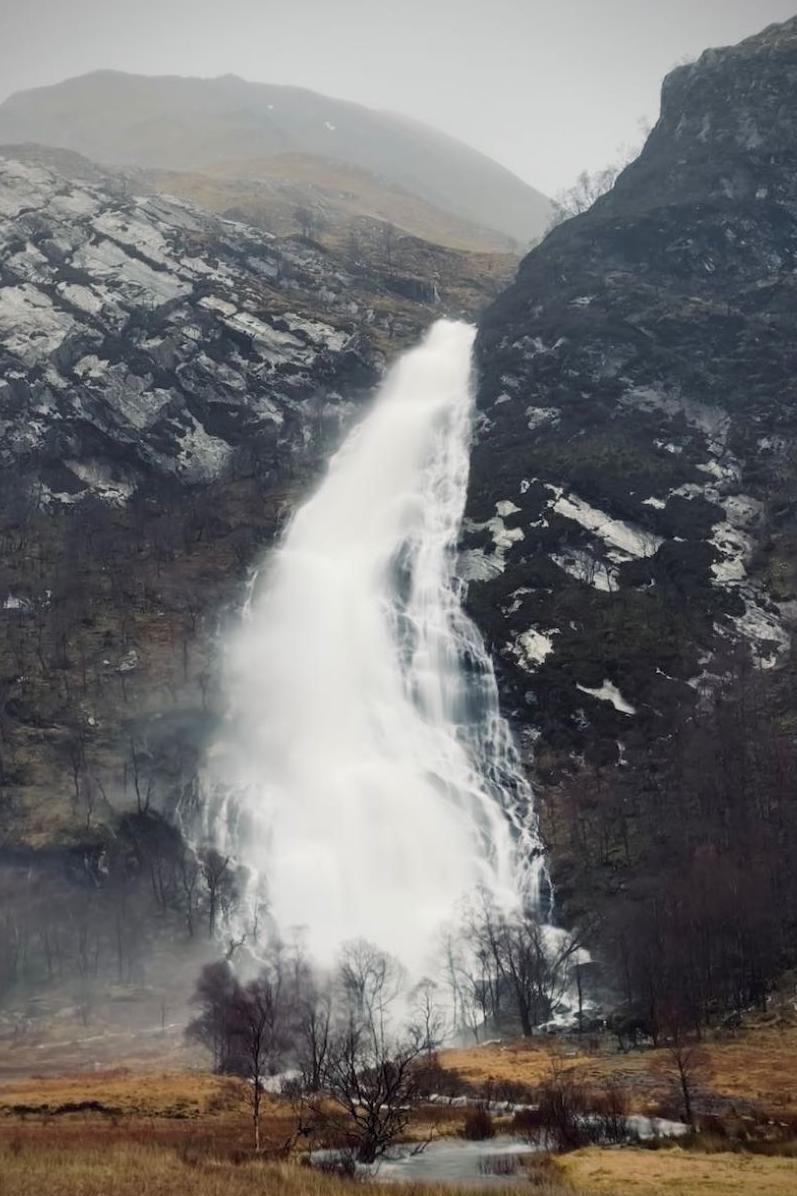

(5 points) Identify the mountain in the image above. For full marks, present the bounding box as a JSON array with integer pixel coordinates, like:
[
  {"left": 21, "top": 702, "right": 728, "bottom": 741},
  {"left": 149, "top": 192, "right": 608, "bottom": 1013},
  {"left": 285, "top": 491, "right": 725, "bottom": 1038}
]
[
  {"left": 140, "top": 155, "right": 518, "bottom": 254},
  {"left": 463, "top": 16, "right": 797, "bottom": 961},
  {"left": 0, "top": 143, "right": 515, "bottom": 856},
  {"left": 466, "top": 15, "right": 797, "bottom": 760},
  {"left": 2, "top": 17, "right": 797, "bottom": 1036},
  {"left": 0, "top": 71, "right": 551, "bottom": 246}
]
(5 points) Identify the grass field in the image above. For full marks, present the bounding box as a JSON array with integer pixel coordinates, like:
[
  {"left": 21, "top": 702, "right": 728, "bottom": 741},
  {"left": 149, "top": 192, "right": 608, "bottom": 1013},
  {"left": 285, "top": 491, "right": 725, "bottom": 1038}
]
[
  {"left": 558, "top": 1145, "right": 797, "bottom": 1195},
  {"left": 1, "top": 1115, "right": 796, "bottom": 1196},
  {"left": 0, "top": 1140, "right": 551, "bottom": 1196},
  {"left": 440, "top": 1016, "right": 797, "bottom": 1116},
  {"left": 2, "top": 1014, "right": 796, "bottom": 1195}
]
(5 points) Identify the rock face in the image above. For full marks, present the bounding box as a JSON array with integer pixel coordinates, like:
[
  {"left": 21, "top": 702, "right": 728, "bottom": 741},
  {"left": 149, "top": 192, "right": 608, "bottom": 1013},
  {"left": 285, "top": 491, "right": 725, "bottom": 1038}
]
[
  {"left": 465, "top": 17, "right": 797, "bottom": 776},
  {"left": 0, "top": 146, "right": 507, "bottom": 851},
  {"left": 0, "top": 149, "right": 386, "bottom": 501},
  {"left": 0, "top": 71, "right": 551, "bottom": 245}
]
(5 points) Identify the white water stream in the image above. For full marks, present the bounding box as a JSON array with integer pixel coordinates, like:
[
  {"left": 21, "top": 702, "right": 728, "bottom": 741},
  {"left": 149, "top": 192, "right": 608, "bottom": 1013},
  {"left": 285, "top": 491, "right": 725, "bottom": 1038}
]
[{"left": 203, "top": 320, "right": 543, "bottom": 974}]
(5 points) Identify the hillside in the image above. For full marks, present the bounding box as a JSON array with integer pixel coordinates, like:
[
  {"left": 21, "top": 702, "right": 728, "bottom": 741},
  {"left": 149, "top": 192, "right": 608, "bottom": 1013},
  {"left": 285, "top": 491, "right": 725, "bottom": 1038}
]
[
  {"left": 467, "top": 13, "right": 797, "bottom": 789},
  {"left": 0, "top": 142, "right": 507, "bottom": 854},
  {"left": 0, "top": 70, "right": 551, "bottom": 245},
  {"left": 0, "top": 142, "right": 521, "bottom": 1015},
  {"left": 142, "top": 153, "right": 518, "bottom": 253},
  {"left": 464, "top": 17, "right": 797, "bottom": 1009}
]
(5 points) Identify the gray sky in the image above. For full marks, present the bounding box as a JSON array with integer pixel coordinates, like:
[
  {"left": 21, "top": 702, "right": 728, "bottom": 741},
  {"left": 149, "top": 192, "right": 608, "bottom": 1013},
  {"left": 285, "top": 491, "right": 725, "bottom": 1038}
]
[{"left": 1, "top": 0, "right": 794, "bottom": 193}]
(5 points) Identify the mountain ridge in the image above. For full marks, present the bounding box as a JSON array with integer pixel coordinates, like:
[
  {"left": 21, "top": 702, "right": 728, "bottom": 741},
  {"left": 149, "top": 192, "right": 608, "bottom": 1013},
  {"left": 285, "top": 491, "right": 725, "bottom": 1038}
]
[{"left": 0, "top": 70, "right": 551, "bottom": 246}]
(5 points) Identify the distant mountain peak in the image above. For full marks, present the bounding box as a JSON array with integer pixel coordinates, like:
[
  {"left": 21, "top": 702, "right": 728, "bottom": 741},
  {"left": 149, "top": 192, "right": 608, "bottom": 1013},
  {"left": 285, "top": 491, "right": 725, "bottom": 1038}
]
[{"left": 0, "top": 71, "right": 550, "bottom": 245}]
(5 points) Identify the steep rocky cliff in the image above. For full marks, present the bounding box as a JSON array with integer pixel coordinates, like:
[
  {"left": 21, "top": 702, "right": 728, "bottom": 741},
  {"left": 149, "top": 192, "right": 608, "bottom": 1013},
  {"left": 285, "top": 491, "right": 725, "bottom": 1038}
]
[
  {"left": 465, "top": 18, "right": 797, "bottom": 789},
  {"left": 0, "top": 145, "right": 510, "bottom": 854},
  {"left": 0, "top": 71, "right": 551, "bottom": 245}
]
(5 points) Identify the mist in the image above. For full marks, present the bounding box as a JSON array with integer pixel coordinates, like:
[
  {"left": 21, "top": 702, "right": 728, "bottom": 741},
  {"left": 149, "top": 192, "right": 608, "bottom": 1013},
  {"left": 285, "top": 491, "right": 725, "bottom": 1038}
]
[{"left": 1, "top": 0, "right": 794, "bottom": 193}]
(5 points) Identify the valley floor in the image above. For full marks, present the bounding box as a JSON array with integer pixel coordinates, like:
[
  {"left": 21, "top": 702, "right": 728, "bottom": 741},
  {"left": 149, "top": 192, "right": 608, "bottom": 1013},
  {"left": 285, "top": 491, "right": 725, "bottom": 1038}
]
[
  {"left": 1, "top": 1123, "right": 796, "bottom": 1196},
  {"left": 441, "top": 1015, "right": 797, "bottom": 1117},
  {"left": 1, "top": 1018, "right": 796, "bottom": 1195}
]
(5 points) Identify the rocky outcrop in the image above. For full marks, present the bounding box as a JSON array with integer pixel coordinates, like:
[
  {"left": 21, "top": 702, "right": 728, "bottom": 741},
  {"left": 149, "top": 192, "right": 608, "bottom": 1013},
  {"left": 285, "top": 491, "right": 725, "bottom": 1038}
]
[
  {"left": 0, "top": 149, "right": 389, "bottom": 502},
  {"left": 465, "top": 17, "right": 797, "bottom": 777}
]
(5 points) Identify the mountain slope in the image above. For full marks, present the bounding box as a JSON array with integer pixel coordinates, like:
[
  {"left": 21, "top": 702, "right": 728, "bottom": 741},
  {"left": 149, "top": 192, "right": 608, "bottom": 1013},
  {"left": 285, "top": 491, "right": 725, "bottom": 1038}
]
[
  {"left": 0, "top": 71, "right": 550, "bottom": 245},
  {"left": 461, "top": 17, "right": 797, "bottom": 1021},
  {"left": 466, "top": 16, "right": 797, "bottom": 769},
  {"left": 143, "top": 154, "right": 518, "bottom": 253},
  {"left": 0, "top": 143, "right": 516, "bottom": 857}
]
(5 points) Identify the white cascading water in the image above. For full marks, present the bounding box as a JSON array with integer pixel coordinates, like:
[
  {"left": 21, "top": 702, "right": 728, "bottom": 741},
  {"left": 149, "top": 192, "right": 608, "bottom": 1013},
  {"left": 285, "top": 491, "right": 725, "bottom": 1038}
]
[{"left": 202, "top": 319, "right": 544, "bottom": 975}]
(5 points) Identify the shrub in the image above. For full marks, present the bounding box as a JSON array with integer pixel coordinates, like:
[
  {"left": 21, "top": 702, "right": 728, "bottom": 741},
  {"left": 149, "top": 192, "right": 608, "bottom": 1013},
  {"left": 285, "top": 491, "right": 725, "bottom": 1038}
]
[
  {"left": 462, "top": 1106, "right": 495, "bottom": 1141},
  {"left": 511, "top": 1106, "right": 546, "bottom": 1138}
]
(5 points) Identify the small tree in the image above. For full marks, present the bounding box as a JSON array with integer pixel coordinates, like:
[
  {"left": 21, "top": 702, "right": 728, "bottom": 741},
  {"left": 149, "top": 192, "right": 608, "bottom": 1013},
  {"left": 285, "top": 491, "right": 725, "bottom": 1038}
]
[
  {"left": 656, "top": 1037, "right": 712, "bottom": 1130},
  {"left": 303, "top": 939, "right": 421, "bottom": 1163},
  {"left": 200, "top": 848, "right": 231, "bottom": 937},
  {"left": 185, "top": 959, "right": 241, "bottom": 1073},
  {"left": 294, "top": 205, "right": 326, "bottom": 241},
  {"left": 320, "top": 1021, "right": 424, "bottom": 1163},
  {"left": 296, "top": 976, "right": 333, "bottom": 1093},
  {"left": 550, "top": 167, "right": 619, "bottom": 224},
  {"left": 233, "top": 971, "right": 283, "bottom": 1151},
  {"left": 409, "top": 977, "right": 447, "bottom": 1056}
]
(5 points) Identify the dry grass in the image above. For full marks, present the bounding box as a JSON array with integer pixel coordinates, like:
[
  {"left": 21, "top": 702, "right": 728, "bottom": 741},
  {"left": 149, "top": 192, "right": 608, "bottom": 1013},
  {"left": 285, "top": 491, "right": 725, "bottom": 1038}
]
[
  {"left": 0, "top": 1071, "right": 551, "bottom": 1196},
  {"left": 150, "top": 152, "right": 517, "bottom": 253},
  {"left": 0, "top": 1069, "right": 243, "bottom": 1118},
  {"left": 0, "top": 1068, "right": 470, "bottom": 1163},
  {"left": 440, "top": 1018, "right": 797, "bottom": 1116},
  {"left": 3, "top": 1126, "right": 796, "bottom": 1196},
  {"left": 2, "top": 1067, "right": 797, "bottom": 1196},
  {"left": 0, "top": 1138, "right": 529, "bottom": 1196},
  {"left": 557, "top": 1145, "right": 797, "bottom": 1195}
]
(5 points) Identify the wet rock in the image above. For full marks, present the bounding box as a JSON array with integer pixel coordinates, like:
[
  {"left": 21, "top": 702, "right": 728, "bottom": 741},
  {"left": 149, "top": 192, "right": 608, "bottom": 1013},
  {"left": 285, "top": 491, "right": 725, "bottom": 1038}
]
[{"left": 467, "top": 16, "right": 797, "bottom": 773}]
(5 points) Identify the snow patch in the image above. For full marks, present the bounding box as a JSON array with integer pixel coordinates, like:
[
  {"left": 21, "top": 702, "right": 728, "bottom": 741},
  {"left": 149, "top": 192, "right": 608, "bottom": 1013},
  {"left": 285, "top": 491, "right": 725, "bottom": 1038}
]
[
  {"left": 552, "top": 549, "right": 617, "bottom": 592},
  {"left": 514, "top": 629, "right": 556, "bottom": 670},
  {"left": 495, "top": 500, "right": 521, "bottom": 517},
  {"left": 526, "top": 406, "right": 560, "bottom": 432},
  {"left": 577, "top": 681, "right": 636, "bottom": 715},
  {"left": 176, "top": 416, "right": 234, "bottom": 482},
  {"left": 0, "top": 284, "right": 74, "bottom": 363},
  {"left": 67, "top": 460, "right": 135, "bottom": 503},
  {"left": 56, "top": 282, "right": 103, "bottom": 314},
  {"left": 550, "top": 488, "right": 661, "bottom": 559}
]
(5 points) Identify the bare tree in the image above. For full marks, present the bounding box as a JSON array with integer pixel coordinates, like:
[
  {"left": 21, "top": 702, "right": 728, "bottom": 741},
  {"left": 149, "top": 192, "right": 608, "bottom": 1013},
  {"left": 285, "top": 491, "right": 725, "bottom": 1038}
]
[
  {"left": 654, "top": 1035, "right": 712, "bottom": 1130},
  {"left": 200, "top": 848, "right": 231, "bottom": 937},
  {"left": 296, "top": 974, "right": 333, "bottom": 1093},
  {"left": 319, "top": 1019, "right": 424, "bottom": 1163},
  {"left": 550, "top": 167, "right": 620, "bottom": 224},
  {"left": 462, "top": 896, "right": 581, "bottom": 1036},
  {"left": 409, "top": 977, "right": 447, "bottom": 1056},
  {"left": 379, "top": 221, "right": 398, "bottom": 267},
  {"left": 233, "top": 970, "right": 284, "bottom": 1151},
  {"left": 294, "top": 205, "right": 325, "bottom": 241},
  {"left": 338, "top": 938, "right": 404, "bottom": 1049}
]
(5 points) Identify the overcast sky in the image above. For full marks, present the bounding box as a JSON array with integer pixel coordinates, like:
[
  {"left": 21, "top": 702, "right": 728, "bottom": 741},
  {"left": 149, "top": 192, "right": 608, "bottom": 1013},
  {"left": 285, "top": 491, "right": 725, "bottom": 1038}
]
[{"left": 1, "top": 0, "right": 794, "bottom": 194}]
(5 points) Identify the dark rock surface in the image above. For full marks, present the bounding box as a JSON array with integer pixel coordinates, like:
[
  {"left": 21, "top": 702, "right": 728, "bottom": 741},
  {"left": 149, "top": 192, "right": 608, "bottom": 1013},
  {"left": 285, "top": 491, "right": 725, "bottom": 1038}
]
[
  {"left": 0, "top": 146, "right": 501, "bottom": 851},
  {"left": 0, "top": 147, "right": 387, "bottom": 502},
  {"left": 465, "top": 17, "right": 797, "bottom": 777}
]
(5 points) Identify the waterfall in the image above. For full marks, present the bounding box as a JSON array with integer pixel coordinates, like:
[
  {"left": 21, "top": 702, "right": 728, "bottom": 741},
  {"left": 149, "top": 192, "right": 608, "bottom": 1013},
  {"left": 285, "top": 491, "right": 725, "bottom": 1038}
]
[{"left": 203, "top": 319, "right": 544, "bottom": 975}]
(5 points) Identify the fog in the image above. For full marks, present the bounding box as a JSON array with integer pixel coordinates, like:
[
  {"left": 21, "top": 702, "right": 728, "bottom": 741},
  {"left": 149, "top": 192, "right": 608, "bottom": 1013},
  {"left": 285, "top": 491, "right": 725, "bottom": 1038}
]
[{"left": 1, "top": 0, "right": 794, "bottom": 193}]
